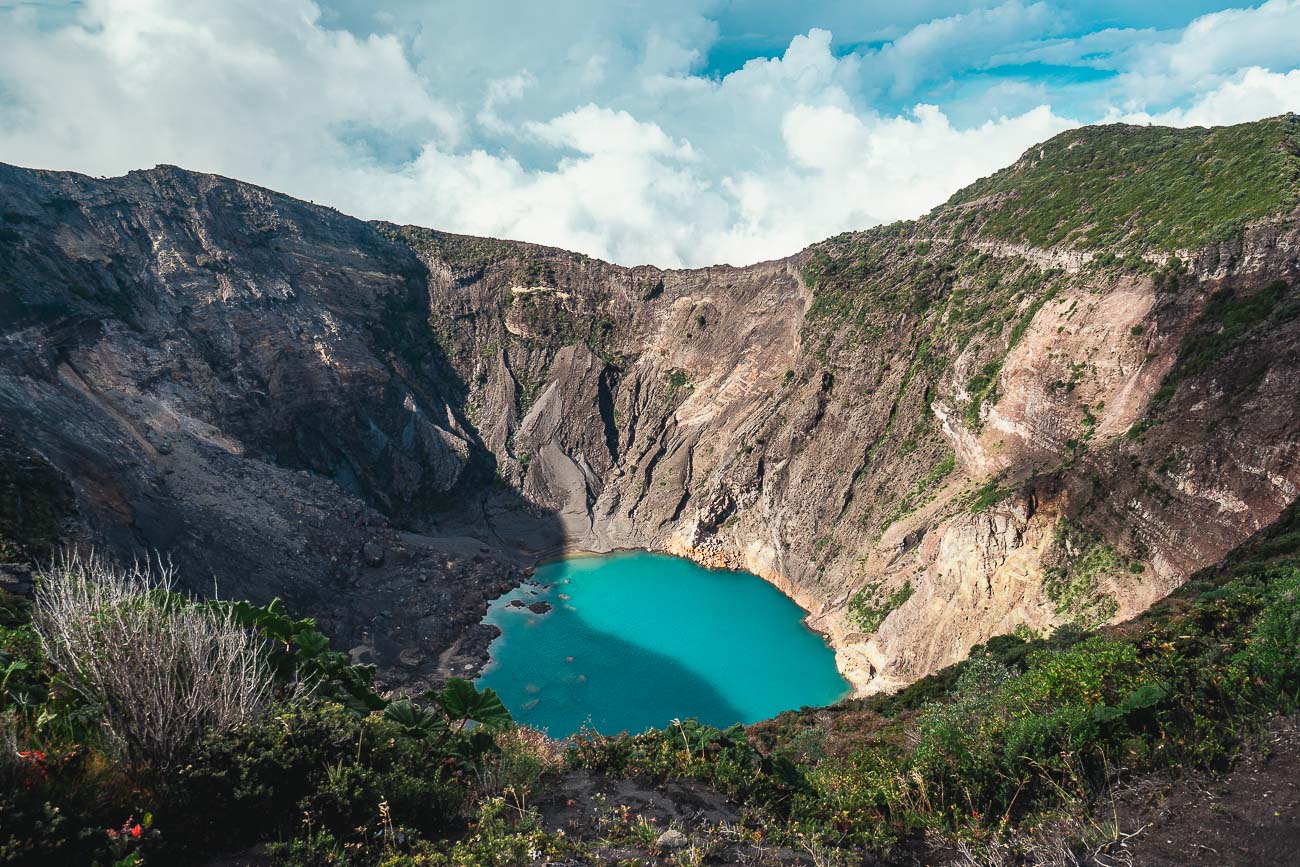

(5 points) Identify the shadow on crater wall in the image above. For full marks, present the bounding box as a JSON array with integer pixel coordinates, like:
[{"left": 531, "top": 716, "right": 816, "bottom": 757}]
[{"left": 0, "top": 161, "right": 566, "bottom": 685}]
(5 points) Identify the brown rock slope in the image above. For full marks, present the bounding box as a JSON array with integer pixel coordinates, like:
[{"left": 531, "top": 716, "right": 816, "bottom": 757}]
[{"left": 2, "top": 115, "right": 1299, "bottom": 695}]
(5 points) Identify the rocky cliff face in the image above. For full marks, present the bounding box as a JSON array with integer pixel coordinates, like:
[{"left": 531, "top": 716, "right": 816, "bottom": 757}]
[
  {"left": 0, "top": 164, "right": 543, "bottom": 691},
  {"left": 3, "top": 116, "right": 1299, "bottom": 695}
]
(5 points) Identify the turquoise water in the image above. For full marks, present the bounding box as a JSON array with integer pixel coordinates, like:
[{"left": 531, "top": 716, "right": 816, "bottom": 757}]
[{"left": 477, "top": 551, "right": 850, "bottom": 736}]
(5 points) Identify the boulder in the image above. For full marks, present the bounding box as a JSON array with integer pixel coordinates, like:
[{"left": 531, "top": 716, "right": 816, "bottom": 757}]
[
  {"left": 362, "top": 542, "right": 385, "bottom": 567},
  {"left": 656, "top": 829, "right": 688, "bottom": 851}
]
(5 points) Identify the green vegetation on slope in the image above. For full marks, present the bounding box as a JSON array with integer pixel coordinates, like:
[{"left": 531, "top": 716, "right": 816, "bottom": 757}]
[
  {"left": 1041, "top": 520, "right": 1134, "bottom": 628},
  {"left": 379, "top": 223, "right": 521, "bottom": 271},
  {"left": 800, "top": 233, "right": 1069, "bottom": 544},
  {"left": 962, "top": 472, "right": 1016, "bottom": 514},
  {"left": 945, "top": 115, "right": 1300, "bottom": 252},
  {"left": 1, "top": 559, "right": 520, "bottom": 866},
  {"left": 962, "top": 276, "right": 1061, "bottom": 428},
  {"left": 572, "top": 504, "right": 1300, "bottom": 861},
  {"left": 3, "top": 511, "right": 1299, "bottom": 865},
  {"left": 875, "top": 449, "right": 955, "bottom": 537},
  {"left": 847, "top": 579, "right": 915, "bottom": 634},
  {"left": 1152, "top": 277, "right": 1298, "bottom": 408},
  {"left": 802, "top": 230, "right": 959, "bottom": 343}
]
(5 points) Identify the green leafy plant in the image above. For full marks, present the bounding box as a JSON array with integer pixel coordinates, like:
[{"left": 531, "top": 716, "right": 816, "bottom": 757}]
[
  {"left": 847, "top": 580, "right": 914, "bottom": 633},
  {"left": 431, "top": 677, "right": 511, "bottom": 731},
  {"left": 215, "top": 597, "right": 385, "bottom": 713},
  {"left": 382, "top": 679, "right": 513, "bottom": 771}
]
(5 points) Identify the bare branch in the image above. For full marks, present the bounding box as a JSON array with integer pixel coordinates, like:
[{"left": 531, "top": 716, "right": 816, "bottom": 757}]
[{"left": 32, "top": 551, "right": 272, "bottom": 771}]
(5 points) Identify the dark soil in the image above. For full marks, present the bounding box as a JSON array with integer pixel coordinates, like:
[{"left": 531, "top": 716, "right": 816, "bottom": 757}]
[
  {"left": 1113, "top": 715, "right": 1300, "bottom": 866},
  {"left": 533, "top": 769, "right": 915, "bottom": 865},
  {"left": 540, "top": 769, "right": 740, "bottom": 832}
]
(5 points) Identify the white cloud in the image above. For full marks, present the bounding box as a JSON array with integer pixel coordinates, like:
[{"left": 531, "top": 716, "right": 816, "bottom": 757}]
[
  {"left": 0, "top": 1, "right": 1297, "bottom": 268},
  {"left": 867, "top": 1, "right": 1058, "bottom": 99},
  {"left": 525, "top": 107, "right": 696, "bottom": 159},
  {"left": 1098, "top": 0, "right": 1300, "bottom": 114},
  {"left": 0, "top": 0, "right": 457, "bottom": 186},
  {"left": 1158, "top": 0, "right": 1300, "bottom": 83},
  {"left": 1125, "top": 66, "right": 1300, "bottom": 127},
  {"left": 707, "top": 103, "right": 1073, "bottom": 265}
]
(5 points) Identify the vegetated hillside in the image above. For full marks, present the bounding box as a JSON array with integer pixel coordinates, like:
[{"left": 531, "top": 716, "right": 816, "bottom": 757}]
[
  {"left": 1, "top": 437, "right": 1296, "bottom": 865},
  {"left": 946, "top": 117, "right": 1300, "bottom": 251},
  {"left": 1, "top": 115, "right": 1299, "bottom": 702},
  {"left": 393, "top": 114, "right": 1300, "bottom": 694}
]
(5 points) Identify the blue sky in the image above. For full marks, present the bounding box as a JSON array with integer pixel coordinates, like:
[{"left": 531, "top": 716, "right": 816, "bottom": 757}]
[{"left": 2, "top": 1, "right": 1299, "bottom": 266}]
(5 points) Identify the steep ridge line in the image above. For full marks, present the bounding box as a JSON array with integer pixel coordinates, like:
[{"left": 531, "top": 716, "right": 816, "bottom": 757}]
[{"left": 2, "top": 116, "right": 1299, "bottom": 697}]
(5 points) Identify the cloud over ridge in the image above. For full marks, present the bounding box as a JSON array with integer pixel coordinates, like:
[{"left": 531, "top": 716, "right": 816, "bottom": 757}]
[{"left": 2, "top": 0, "right": 1299, "bottom": 267}]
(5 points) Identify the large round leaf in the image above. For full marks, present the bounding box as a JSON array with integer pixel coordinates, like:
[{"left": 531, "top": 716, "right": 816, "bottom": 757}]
[{"left": 435, "top": 678, "right": 512, "bottom": 730}]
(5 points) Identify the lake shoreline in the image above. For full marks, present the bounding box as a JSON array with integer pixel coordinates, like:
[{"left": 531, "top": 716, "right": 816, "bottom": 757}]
[{"left": 477, "top": 550, "right": 851, "bottom": 736}]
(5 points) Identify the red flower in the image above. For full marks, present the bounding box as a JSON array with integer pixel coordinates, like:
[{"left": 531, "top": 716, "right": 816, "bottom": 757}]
[{"left": 130, "top": 824, "right": 143, "bottom": 839}]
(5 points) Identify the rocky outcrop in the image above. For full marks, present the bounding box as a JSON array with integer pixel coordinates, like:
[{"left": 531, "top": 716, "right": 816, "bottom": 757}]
[
  {"left": 0, "top": 163, "right": 549, "bottom": 692},
  {"left": 2, "top": 118, "right": 1298, "bottom": 696},
  {"left": 412, "top": 204, "right": 1300, "bottom": 693}
]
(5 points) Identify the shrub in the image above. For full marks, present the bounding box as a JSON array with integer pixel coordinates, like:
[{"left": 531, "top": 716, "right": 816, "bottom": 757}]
[
  {"left": 1041, "top": 522, "right": 1128, "bottom": 628},
  {"left": 965, "top": 477, "right": 1015, "bottom": 513},
  {"left": 216, "top": 596, "right": 385, "bottom": 713},
  {"left": 32, "top": 553, "right": 272, "bottom": 771},
  {"left": 170, "top": 700, "right": 469, "bottom": 854},
  {"left": 945, "top": 116, "right": 1300, "bottom": 252},
  {"left": 847, "top": 580, "right": 914, "bottom": 633},
  {"left": 877, "top": 451, "right": 956, "bottom": 534},
  {"left": 391, "top": 796, "right": 578, "bottom": 867},
  {"left": 1151, "top": 280, "right": 1291, "bottom": 408},
  {"left": 474, "top": 725, "right": 561, "bottom": 810},
  {"left": 964, "top": 359, "right": 1003, "bottom": 426},
  {"left": 565, "top": 718, "right": 798, "bottom": 808}
]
